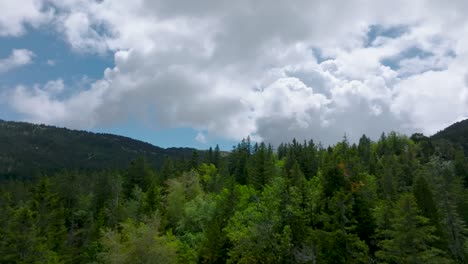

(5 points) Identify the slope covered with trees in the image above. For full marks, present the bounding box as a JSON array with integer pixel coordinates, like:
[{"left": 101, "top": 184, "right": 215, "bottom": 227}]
[
  {"left": 432, "top": 119, "right": 468, "bottom": 154},
  {"left": 0, "top": 120, "right": 196, "bottom": 180},
  {"left": 2, "top": 122, "right": 468, "bottom": 263}
]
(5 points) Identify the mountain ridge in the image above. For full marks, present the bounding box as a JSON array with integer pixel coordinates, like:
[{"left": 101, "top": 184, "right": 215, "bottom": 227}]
[{"left": 0, "top": 119, "right": 198, "bottom": 179}]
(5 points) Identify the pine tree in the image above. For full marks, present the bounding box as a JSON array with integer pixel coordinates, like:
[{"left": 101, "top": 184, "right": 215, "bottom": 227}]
[
  {"left": 376, "top": 193, "right": 448, "bottom": 263},
  {"left": 1, "top": 206, "right": 61, "bottom": 263},
  {"left": 213, "top": 144, "right": 221, "bottom": 169},
  {"left": 29, "top": 178, "right": 67, "bottom": 255},
  {"left": 248, "top": 142, "right": 274, "bottom": 190},
  {"left": 160, "top": 157, "right": 176, "bottom": 184},
  {"left": 316, "top": 191, "right": 369, "bottom": 263},
  {"left": 190, "top": 150, "right": 199, "bottom": 170},
  {"left": 229, "top": 139, "right": 251, "bottom": 185},
  {"left": 205, "top": 147, "right": 214, "bottom": 164},
  {"left": 125, "top": 157, "right": 156, "bottom": 194},
  {"left": 413, "top": 174, "right": 441, "bottom": 236},
  {"left": 143, "top": 183, "right": 162, "bottom": 216},
  {"left": 358, "top": 134, "right": 372, "bottom": 170},
  {"left": 431, "top": 161, "right": 468, "bottom": 262},
  {"left": 351, "top": 173, "right": 378, "bottom": 255}
]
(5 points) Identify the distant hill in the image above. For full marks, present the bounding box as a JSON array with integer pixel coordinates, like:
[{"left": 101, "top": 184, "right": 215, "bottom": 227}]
[
  {"left": 431, "top": 119, "right": 468, "bottom": 153},
  {"left": 0, "top": 120, "right": 198, "bottom": 179}
]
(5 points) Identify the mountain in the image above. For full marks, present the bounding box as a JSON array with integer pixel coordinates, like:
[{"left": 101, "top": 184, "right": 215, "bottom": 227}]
[
  {"left": 0, "top": 120, "right": 197, "bottom": 179},
  {"left": 432, "top": 118, "right": 468, "bottom": 153}
]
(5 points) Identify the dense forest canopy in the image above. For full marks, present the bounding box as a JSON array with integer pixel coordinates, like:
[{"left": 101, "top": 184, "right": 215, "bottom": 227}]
[{"left": 1, "top": 121, "right": 468, "bottom": 263}]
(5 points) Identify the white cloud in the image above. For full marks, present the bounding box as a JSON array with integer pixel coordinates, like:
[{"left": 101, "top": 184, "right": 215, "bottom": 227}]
[
  {"left": 195, "top": 132, "right": 207, "bottom": 144},
  {"left": 6, "top": 0, "right": 468, "bottom": 145},
  {"left": 43, "top": 79, "right": 64, "bottom": 94},
  {"left": 0, "top": 0, "right": 52, "bottom": 36},
  {"left": 0, "top": 49, "right": 35, "bottom": 73},
  {"left": 391, "top": 68, "right": 468, "bottom": 134},
  {"left": 57, "top": 11, "right": 109, "bottom": 53},
  {"left": 46, "top": 59, "right": 56, "bottom": 66}
]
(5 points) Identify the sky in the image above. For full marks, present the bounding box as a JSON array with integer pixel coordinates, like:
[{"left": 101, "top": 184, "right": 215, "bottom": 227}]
[{"left": 1, "top": 0, "right": 468, "bottom": 150}]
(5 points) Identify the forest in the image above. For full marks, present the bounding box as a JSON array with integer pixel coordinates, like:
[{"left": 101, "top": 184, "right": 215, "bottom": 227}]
[{"left": 1, "top": 131, "right": 468, "bottom": 263}]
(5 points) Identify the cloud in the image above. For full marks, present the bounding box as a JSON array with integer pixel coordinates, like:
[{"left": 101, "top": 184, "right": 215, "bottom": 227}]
[
  {"left": 195, "top": 132, "right": 207, "bottom": 144},
  {"left": 0, "top": 0, "right": 52, "bottom": 36},
  {"left": 56, "top": 11, "right": 109, "bottom": 54},
  {"left": 10, "top": 78, "right": 106, "bottom": 128},
  {"left": 0, "top": 49, "right": 35, "bottom": 73},
  {"left": 46, "top": 59, "right": 56, "bottom": 66},
  {"left": 391, "top": 68, "right": 468, "bottom": 134},
  {"left": 6, "top": 1, "right": 468, "bottom": 145}
]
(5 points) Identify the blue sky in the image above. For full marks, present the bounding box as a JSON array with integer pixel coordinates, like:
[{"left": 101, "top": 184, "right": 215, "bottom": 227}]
[{"left": 1, "top": 1, "right": 467, "bottom": 149}]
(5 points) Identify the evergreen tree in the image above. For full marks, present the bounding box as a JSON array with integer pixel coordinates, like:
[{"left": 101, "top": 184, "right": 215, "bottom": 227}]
[
  {"left": 213, "top": 144, "right": 221, "bottom": 169},
  {"left": 316, "top": 190, "right": 369, "bottom": 263},
  {"left": 160, "top": 157, "right": 177, "bottom": 184},
  {"left": 124, "top": 157, "right": 156, "bottom": 195},
  {"left": 376, "top": 193, "right": 448, "bottom": 263},
  {"left": 358, "top": 134, "right": 372, "bottom": 170},
  {"left": 143, "top": 182, "right": 162, "bottom": 216},
  {"left": 248, "top": 142, "right": 274, "bottom": 190},
  {"left": 205, "top": 147, "right": 214, "bottom": 164},
  {"left": 229, "top": 138, "right": 251, "bottom": 185},
  {"left": 413, "top": 174, "right": 441, "bottom": 237},
  {"left": 1, "top": 206, "right": 61, "bottom": 263},
  {"left": 29, "top": 178, "right": 67, "bottom": 255},
  {"left": 430, "top": 161, "right": 468, "bottom": 262},
  {"left": 190, "top": 150, "right": 200, "bottom": 170}
]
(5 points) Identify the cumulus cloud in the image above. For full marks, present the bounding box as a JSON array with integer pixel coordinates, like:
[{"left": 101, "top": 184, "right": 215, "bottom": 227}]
[
  {"left": 0, "top": 49, "right": 35, "bottom": 73},
  {"left": 6, "top": 0, "right": 468, "bottom": 145},
  {"left": 0, "top": 0, "right": 51, "bottom": 36},
  {"left": 391, "top": 69, "right": 468, "bottom": 134}
]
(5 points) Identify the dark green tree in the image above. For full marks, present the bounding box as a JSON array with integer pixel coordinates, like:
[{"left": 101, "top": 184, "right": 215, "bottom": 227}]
[
  {"left": 376, "top": 193, "right": 448, "bottom": 263},
  {"left": 124, "top": 157, "right": 156, "bottom": 195},
  {"left": 0, "top": 206, "right": 61, "bottom": 263},
  {"left": 30, "top": 178, "right": 67, "bottom": 255}
]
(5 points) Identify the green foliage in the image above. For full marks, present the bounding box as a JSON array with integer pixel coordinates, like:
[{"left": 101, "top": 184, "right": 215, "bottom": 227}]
[
  {"left": 427, "top": 159, "right": 468, "bottom": 262},
  {"left": 98, "top": 214, "right": 179, "bottom": 264},
  {"left": 315, "top": 190, "right": 370, "bottom": 263},
  {"left": 198, "top": 163, "right": 223, "bottom": 193},
  {"left": 225, "top": 177, "right": 294, "bottom": 263},
  {"left": 247, "top": 142, "right": 275, "bottom": 189},
  {"left": 30, "top": 178, "right": 67, "bottom": 253},
  {"left": 376, "top": 193, "right": 449, "bottom": 263},
  {"left": 0, "top": 206, "right": 62, "bottom": 263},
  {"left": 165, "top": 171, "right": 203, "bottom": 231},
  {"left": 124, "top": 157, "right": 156, "bottom": 195},
  {"left": 143, "top": 182, "right": 162, "bottom": 215}
]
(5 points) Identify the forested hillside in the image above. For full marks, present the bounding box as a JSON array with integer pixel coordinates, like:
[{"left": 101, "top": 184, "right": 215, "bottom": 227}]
[
  {"left": 0, "top": 120, "right": 196, "bottom": 180},
  {"left": 432, "top": 119, "right": 468, "bottom": 154},
  {"left": 1, "top": 126, "right": 468, "bottom": 263}
]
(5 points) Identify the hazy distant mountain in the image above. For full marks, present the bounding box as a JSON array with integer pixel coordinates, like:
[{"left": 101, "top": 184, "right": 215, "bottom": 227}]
[{"left": 0, "top": 120, "right": 197, "bottom": 179}]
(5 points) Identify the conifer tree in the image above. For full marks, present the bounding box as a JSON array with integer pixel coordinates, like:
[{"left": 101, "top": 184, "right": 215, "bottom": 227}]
[
  {"left": 1, "top": 206, "right": 61, "bottom": 263},
  {"left": 376, "top": 193, "right": 448, "bottom": 263},
  {"left": 30, "top": 178, "right": 67, "bottom": 255}
]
